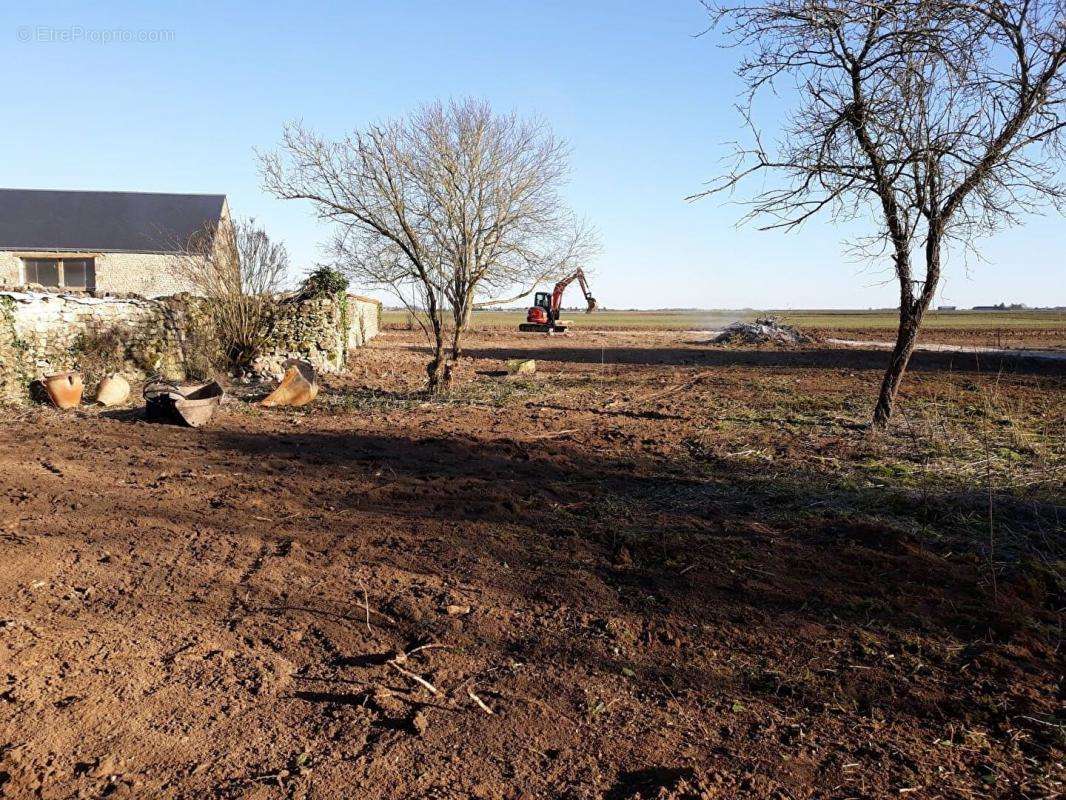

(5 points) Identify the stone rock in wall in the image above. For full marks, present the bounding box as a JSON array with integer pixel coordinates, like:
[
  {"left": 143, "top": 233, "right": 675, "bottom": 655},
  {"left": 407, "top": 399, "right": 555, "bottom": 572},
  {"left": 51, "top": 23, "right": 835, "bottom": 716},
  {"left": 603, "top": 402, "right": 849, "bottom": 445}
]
[
  {"left": 258, "top": 295, "right": 347, "bottom": 378},
  {"left": 251, "top": 350, "right": 336, "bottom": 381},
  {"left": 250, "top": 355, "right": 287, "bottom": 381}
]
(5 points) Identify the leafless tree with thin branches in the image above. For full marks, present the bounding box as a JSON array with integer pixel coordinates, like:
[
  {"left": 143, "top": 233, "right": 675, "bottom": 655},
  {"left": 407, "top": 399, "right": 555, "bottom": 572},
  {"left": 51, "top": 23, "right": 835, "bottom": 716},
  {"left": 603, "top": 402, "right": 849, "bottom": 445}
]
[
  {"left": 172, "top": 216, "right": 289, "bottom": 370},
  {"left": 696, "top": 0, "right": 1065, "bottom": 428},
  {"left": 259, "top": 98, "right": 597, "bottom": 392}
]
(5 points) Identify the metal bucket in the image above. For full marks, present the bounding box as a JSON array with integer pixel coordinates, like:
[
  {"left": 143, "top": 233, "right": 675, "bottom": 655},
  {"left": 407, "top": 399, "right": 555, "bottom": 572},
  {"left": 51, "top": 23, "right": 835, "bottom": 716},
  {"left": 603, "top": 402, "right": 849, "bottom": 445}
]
[{"left": 144, "top": 380, "right": 224, "bottom": 428}]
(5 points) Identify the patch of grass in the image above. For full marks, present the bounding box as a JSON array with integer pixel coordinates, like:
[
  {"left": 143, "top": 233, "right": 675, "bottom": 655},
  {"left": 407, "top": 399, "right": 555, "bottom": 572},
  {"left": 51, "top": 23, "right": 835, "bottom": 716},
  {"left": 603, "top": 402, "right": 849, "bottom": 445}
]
[
  {"left": 443, "top": 374, "right": 547, "bottom": 408},
  {"left": 227, "top": 400, "right": 266, "bottom": 418},
  {"left": 860, "top": 459, "right": 921, "bottom": 484},
  {"left": 319, "top": 387, "right": 422, "bottom": 413}
]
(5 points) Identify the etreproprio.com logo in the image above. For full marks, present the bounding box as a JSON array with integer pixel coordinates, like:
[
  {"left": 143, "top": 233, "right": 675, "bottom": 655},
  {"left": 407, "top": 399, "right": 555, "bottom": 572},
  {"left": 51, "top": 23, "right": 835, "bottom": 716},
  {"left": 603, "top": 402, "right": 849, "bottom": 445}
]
[{"left": 17, "top": 25, "right": 175, "bottom": 44}]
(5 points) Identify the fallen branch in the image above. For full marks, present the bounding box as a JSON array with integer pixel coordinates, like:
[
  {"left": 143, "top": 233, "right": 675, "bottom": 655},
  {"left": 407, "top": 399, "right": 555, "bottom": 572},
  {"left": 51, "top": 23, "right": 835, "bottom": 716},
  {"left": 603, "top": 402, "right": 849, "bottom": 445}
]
[
  {"left": 404, "top": 642, "right": 451, "bottom": 658},
  {"left": 467, "top": 688, "right": 494, "bottom": 715},
  {"left": 524, "top": 428, "right": 578, "bottom": 441},
  {"left": 387, "top": 658, "right": 439, "bottom": 696},
  {"left": 1016, "top": 715, "right": 1065, "bottom": 729}
]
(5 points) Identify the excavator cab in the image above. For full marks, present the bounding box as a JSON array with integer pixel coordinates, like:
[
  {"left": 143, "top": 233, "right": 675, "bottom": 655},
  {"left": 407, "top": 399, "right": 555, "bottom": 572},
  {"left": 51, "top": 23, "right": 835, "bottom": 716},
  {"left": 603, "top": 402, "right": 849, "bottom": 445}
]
[
  {"left": 524, "top": 293, "right": 554, "bottom": 328},
  {"left": 533, "top": 292, "right": 553, "bottom": 317}
]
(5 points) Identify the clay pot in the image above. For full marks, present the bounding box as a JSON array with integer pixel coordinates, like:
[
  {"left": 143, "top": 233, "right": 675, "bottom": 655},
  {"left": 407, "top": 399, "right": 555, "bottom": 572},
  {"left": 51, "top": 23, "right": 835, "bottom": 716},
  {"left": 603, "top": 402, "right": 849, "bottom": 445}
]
[
  {"left": 95, "top": 373, "right": 131, "bottom": 407},
  {"left": 43, "top": 372, "right": 84, "bottom": 410}
]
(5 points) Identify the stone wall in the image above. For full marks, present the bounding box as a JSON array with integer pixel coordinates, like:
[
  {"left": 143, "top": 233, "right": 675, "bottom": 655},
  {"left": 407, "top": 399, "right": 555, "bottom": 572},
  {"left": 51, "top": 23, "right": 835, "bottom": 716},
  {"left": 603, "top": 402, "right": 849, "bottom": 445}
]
[
  {"left": 348, "top": 294, "right": 380, "bottom": 348},
  {"left": 251, "top": 293, "right": 382, "bottom": 380},
  {"left": 0, "top": 288, "right": 381, "bottom": 402},
  {"left": 0, "top": 251, "right": 197, "bottom": 297}
]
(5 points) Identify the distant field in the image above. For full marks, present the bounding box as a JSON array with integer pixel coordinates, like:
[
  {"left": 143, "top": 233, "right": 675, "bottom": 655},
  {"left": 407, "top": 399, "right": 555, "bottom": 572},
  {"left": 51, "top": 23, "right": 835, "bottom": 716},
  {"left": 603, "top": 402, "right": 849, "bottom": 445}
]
[
  {"left": 382, "top": 308, "right": 1066, "bottom": 332},
  {"left": 778, "top": 310, "right": 1066, "bottom": 330}
]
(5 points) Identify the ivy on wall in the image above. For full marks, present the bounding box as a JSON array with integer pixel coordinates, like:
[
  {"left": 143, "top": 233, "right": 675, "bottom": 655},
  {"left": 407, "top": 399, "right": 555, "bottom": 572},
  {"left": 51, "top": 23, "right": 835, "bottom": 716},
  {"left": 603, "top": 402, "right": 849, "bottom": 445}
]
[
  {"left": 0, "top": 295, "right": 33, "bottom": 403},
  {"left": 338, "top": 292, "right": 351, "bottom": 366}
]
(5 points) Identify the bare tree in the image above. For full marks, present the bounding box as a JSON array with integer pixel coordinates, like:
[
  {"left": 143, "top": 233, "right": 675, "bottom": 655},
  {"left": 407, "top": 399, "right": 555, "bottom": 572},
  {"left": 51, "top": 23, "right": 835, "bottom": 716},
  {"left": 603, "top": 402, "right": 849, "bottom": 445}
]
[
  {"left": 259, "top": 98, "right": 597, "bottom": 392},
  {"left": 173, "top": 216, "right": 289, "bottom": 370},
  {"left": 698, "top": 0, "right": 1065, "bottom": 427}
]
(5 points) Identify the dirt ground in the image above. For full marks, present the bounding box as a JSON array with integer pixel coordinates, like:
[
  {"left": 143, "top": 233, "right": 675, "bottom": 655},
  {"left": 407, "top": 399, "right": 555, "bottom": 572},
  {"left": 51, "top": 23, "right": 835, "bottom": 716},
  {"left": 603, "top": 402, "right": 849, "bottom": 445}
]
[
  {"left": 1, "top": 330, "right": 1062, "bottom": 799},
  {"left": 809, "top": 327, "right": 1066, "bottom": 351}
]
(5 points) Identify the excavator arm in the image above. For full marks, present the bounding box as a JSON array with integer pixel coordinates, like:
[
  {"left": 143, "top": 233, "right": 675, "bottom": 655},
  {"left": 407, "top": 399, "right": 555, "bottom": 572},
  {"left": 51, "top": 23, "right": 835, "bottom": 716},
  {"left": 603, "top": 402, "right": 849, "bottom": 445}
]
[{"left": 551, "top": 268, "right": 597, "bottom": 314}]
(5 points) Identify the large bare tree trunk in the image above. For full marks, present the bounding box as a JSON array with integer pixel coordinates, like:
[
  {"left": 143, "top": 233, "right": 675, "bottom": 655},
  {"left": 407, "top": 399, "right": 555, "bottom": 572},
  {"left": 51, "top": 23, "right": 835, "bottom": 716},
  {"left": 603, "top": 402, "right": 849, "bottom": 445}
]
[
  {"left": 872, "top": 237, "right": 941, "bottom": 429},
  {"left": 871, "top": 304, "right": 926, "bottom": 428},
  {"left": 450, "top": 292, "right": 474, "bottom": 361},
  {"left": 425, "top": 305, "right": 451, "bottom": 394},
  {"left": 426, "top": 338, "right": 448, "bottom": 394}
]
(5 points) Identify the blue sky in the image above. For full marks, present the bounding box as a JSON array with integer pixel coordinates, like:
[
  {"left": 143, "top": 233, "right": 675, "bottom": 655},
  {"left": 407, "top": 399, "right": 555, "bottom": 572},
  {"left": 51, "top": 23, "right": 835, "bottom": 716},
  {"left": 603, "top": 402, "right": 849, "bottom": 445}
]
[{"left": 2, "top": 1, "right": 1062, "bottom": 309}]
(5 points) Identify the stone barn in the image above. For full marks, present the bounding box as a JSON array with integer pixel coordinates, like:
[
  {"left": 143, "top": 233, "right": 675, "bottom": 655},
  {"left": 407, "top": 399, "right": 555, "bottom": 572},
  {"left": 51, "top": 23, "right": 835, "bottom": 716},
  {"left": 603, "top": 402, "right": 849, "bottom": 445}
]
[{"left": 0, "top": 188, "right": 228, "bottom": 297}]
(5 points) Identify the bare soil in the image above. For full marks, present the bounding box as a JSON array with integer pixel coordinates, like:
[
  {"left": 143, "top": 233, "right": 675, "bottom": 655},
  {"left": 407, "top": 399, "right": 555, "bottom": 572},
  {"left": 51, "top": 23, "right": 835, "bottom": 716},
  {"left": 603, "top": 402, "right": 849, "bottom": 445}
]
[
  {"left": 1, "top": 331, "right": 1062, "bottom": 799},
  {"left": 811, "top": 326, "right": 1066, "bottom": 351}
]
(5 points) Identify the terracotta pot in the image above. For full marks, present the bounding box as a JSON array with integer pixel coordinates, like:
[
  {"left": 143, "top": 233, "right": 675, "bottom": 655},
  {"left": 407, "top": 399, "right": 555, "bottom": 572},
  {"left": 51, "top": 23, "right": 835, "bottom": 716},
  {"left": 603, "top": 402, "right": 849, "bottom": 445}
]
[
  {"left": 43, "top": 372, "right": 84, "bottom": 410},
  {"left": 95, "top": 373, "right": 131, "bottom": 407}
]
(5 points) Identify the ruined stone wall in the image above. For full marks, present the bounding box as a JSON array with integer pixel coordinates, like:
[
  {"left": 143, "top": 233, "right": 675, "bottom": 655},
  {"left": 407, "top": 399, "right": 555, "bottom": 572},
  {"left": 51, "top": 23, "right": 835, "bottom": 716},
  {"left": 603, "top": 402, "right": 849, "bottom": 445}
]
[
  {"left": 0, "top": 288, "right": 381, "bottom": 401},
  {"left": 251, "top": 293, "right": 381, "bottom": 379}
]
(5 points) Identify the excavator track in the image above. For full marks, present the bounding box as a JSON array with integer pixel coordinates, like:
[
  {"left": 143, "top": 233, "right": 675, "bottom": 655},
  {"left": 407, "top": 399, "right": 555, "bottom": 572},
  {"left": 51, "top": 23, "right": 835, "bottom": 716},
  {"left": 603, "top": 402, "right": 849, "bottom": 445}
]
[{"left": 518, "top": 323, "right": 567, "bottom": 333}]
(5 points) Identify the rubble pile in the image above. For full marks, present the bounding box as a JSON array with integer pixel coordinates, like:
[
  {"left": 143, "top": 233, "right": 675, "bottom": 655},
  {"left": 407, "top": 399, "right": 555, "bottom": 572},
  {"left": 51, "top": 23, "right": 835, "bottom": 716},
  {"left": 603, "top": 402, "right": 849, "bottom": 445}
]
[{"left": 713, "top": 317, "right": 815, "bottom": 345}]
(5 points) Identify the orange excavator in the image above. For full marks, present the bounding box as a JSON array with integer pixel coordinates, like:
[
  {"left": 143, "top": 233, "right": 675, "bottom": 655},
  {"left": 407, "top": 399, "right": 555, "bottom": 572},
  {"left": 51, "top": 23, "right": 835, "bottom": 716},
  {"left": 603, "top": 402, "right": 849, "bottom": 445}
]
[{"left": 518, "top": 268, "right": 597, "bottom": 333}]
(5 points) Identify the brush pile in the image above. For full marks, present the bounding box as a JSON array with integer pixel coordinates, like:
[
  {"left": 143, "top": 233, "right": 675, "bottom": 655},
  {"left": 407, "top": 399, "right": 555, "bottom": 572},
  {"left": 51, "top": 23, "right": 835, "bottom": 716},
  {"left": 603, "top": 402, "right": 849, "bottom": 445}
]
[{"left": 713, "top": 317, "right": 815, "bottom": 345}]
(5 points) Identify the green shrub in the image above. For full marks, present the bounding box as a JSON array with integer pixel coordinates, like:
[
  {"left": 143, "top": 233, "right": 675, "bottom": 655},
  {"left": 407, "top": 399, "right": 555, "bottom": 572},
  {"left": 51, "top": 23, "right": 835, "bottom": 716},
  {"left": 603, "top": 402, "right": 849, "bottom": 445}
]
[{"left": 300, "top": 266, "right": 349, "bottom": 298}]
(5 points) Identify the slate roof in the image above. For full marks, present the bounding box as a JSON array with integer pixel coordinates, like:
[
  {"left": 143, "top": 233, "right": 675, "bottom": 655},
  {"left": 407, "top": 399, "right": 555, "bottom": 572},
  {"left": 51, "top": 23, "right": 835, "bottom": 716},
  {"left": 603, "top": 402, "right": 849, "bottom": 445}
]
[{"left": 0, "top": 189, "right": 226, "bottom": 253}]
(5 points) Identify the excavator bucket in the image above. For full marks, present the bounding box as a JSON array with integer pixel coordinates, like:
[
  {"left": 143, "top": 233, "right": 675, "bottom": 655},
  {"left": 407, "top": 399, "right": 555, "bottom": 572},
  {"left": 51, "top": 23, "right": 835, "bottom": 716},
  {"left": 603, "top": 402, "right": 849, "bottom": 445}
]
[
  {"left": 261, "top": 360, "right": 319, "bottom": 407},
  {"left": 586, "top": 296, "right": 598, "bottom": 314},
  {"left": 144, "top": 380, "right": 224, "bottom": 428}
]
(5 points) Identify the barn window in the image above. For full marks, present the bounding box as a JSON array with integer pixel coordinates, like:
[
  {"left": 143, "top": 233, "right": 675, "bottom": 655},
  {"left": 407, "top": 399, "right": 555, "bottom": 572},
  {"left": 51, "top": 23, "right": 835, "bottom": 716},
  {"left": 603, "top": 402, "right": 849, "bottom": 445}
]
[
  {"left": 22, "top": 257, "right": 96, "bottom": 290},
  {"left": 23, "top": 258, "right": 60, "bottom": 287},
  {"left": 61, "top": 258, "right": 96, "bottom": 289}
]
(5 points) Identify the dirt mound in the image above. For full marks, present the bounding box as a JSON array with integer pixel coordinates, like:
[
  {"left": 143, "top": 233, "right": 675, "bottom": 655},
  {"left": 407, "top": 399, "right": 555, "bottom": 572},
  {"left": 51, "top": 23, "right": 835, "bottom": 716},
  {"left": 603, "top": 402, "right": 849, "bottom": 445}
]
[{"left": 714, "top": 317, "right": 815, "bottom": 345}]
